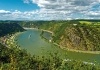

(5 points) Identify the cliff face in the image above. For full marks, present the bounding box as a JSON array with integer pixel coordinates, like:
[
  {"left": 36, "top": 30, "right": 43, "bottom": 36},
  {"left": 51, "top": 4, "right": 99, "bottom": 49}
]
[{"left": 53, "top": 22, "right": 100, "bottom": 51}]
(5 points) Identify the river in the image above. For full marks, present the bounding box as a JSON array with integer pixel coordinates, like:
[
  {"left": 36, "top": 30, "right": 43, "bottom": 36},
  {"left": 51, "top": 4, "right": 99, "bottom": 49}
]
[{"left": 16, "top": 29, "right": 100, "bottom": 65}]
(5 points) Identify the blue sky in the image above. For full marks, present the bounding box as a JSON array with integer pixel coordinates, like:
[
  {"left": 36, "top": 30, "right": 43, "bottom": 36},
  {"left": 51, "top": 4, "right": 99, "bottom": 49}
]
[
  {"left": 0, "top": 0, "right": 39, "bottom": 11},
  {"left": 0, "top": 0, "right": 100, "bottom": 20}
]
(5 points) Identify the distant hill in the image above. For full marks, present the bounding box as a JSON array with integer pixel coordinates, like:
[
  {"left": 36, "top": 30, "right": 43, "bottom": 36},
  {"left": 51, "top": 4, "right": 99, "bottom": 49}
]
[{"left": 0, "top": 23, "right": 24, "bottom": 36}]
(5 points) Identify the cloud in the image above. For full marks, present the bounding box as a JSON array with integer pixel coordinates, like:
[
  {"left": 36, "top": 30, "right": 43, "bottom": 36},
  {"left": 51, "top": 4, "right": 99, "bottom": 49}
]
[
  {"left": 0, "top": 0, "right": 100, "bottom": 20},
  {"left": 84, "top": 11, "right": 100, "bottom": 18},
  {"left": 0, "top": 9, "right": 72, "bottom": 20},
  {"left": 0, "top": 10, "right": 27, "bottom": 20},
  {"left": 23, "top": 0, "right": 100, "bottom": 20},
  {"left": 23, "top": 0, "right": 31, "bottom": 4},
  {"left": 0, "top": 10, "right": 11, "bottom": 14},
  {"left": 31, "top": 0, "right": 100, "bottom": 11}
]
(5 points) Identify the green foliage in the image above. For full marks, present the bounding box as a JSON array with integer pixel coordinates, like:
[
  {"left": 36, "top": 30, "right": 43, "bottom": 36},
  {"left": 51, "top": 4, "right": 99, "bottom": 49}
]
[
  {"left": 0, "top": 23, "right": 24, "bottom": 36},
  {"left": 0, "top": 43, "right": 100, "bottom": 70}
]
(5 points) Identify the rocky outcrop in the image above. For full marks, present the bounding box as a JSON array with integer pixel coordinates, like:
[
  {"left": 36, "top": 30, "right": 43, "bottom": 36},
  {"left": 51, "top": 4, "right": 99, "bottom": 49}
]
[{"left": 53, "top": 24, "right": 100, "bottom": 51}]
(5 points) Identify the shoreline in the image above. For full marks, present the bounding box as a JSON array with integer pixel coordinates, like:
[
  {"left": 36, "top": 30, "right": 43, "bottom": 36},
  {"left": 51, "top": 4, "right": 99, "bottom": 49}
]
[
  {"left": 62, "top": 46, "right": 100, "bottom": 54},
  {"left": 39, "top": 29, "right": 100, "bottom": 54},
  {"left": 40, "top": 29, "right": 54, "bottom": 35},
  {"left": 0, "top": 32, "right": 21, "bottom": 49},
  {"left": 53, "top": 42, "right": 100, "bottom": 54},
  {"left": 23, "top": 27, "right": 100, "bottom": 54},
  {"left": 23, "top": 27, "right": 54, "bottom": 35},
  {"left": 23, "top": 27, "right": 39, "bottom": 30}
]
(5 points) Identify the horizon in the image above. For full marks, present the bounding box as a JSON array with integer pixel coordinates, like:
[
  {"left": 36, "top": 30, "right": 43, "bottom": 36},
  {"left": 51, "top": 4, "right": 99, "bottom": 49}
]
[{"left": 0, "top": 19, "right": 100, "bottom": 21}]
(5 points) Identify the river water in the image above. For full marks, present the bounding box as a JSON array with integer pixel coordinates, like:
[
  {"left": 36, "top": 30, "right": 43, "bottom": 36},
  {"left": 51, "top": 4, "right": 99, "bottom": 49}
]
[{"left": 16, "top": 29, "right": 100, "bottom": 65}]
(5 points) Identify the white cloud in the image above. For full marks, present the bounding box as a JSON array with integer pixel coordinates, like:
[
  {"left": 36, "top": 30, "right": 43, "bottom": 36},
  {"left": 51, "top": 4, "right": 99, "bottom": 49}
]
[
  {"left": 23, "top": 0, "right": 100, "bottom": 20},
  {"left": 84, "top": 11, "right": 100, "bottom": 18},
  {"left": 0, "top": 9, "right": 72, "bottom": 20},
  {"left": 31, "top": 0, "right": 100, "bottom": 19},
  {"left": 0, "top": 0, "right": 100, "bottom": 20},
  {"left": 0, "top": 10, "right": 10, "bottom": 14},
  {"left": 31, "top": 0, "right": 100, "bottom": 11},
  {"left": 23, "top": 0, "right": 30, "bottom": 4}
]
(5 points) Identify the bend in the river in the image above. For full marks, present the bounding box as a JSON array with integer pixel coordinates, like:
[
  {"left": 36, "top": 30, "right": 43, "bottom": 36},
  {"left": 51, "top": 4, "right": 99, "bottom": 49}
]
[{"left": 16, "top": 29, "right": 100, "bottom": 65}]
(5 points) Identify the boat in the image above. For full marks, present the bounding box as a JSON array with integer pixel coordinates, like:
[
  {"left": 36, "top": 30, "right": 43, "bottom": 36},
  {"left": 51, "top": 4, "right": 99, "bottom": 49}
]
[{"left": 28, "top": 34, "right": 31, "bottom": 39}]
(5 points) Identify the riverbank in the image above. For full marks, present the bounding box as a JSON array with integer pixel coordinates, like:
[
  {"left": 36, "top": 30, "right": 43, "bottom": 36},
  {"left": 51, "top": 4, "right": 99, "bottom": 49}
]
[
  {"left": 0, "top": 32, "right": 21, "bottom": 49},
  {"left": 24, "top": 27, "right": 54, "bottom": 35},
  {"left": 53, "top": 42, "right": 100, "bottom": 54},
  {"left": 63, "top": 47, "right": 100, "bottom": 54},
  {"left": 23, "top": 27, "right": 39, "bottom": 30},
  {"left": 40, "top": 29, "right": 54, "bottom": 35},
  {"left": 39, "top": 29, "right": 100, "bottom": 54}
]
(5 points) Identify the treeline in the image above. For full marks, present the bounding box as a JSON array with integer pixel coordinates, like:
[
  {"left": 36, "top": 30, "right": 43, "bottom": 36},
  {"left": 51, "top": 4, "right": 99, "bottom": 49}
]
[
  {"left": 0, "top": 23, "right": 24, "bottom": 36},
  {"left": 18, "top": 20, "right": 66, "bottom": 31}
]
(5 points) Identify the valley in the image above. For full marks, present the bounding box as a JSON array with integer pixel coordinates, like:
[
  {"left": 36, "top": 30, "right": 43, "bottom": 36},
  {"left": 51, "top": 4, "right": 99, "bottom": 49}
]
[{"left": 0, "top": 20, "right": 100, "bottom": 70}]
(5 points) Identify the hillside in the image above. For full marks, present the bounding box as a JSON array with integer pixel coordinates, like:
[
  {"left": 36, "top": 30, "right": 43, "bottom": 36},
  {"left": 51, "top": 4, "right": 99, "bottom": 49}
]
[
  {"left": 18, "top": 21, "right": 65, "bottom": 32},
  {"left": 0, "top": 23, "right": 24, "bottom": 36},
  {"left": 53, "top": 21, "right": 100, "bottom": 51}
]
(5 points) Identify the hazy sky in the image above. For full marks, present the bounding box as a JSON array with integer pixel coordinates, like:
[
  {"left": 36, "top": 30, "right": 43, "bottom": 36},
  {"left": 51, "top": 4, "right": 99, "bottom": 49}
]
[{"left": 0, "top": 0, "right": 100, "bottom": 20}]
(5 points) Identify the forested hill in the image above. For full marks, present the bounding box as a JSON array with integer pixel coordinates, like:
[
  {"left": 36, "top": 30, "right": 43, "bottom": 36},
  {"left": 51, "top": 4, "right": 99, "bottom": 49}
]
[
  {"left": 18, "top": 21, "right": 65, "bottom": 31},
  {"left": 53, "top": 21, "right": 100, "bottom": 51},
  {"left": 0, "top": 23, "right": 24, "bottom": 36},
  {"left": 18, "top": 20, "right": 100, "bottom": 51}
]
